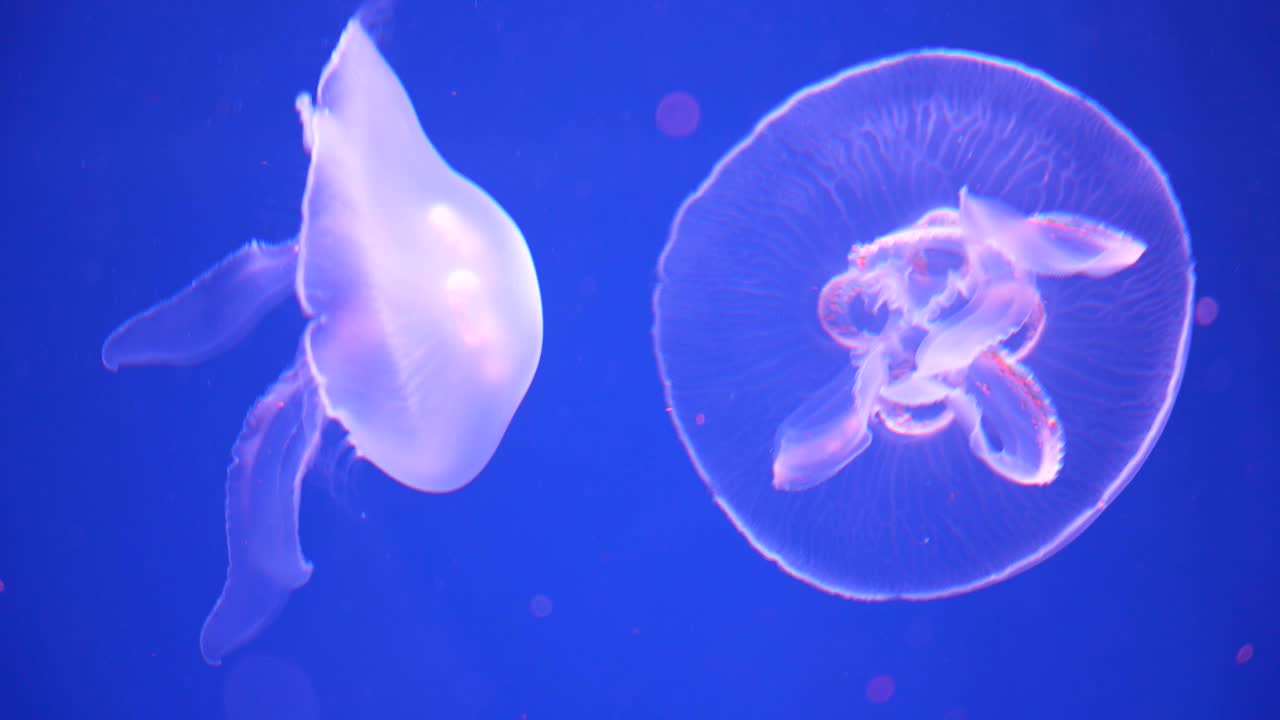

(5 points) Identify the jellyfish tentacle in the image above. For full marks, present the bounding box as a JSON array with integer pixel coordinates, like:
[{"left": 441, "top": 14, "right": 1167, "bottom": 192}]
[
  {"left": 102, "top": 239, "right": 299, "bottom": 371},
  {"left": 915, "top": 281, "right": 1039, "bottom": 377},
  {"left": 199, "top": 350, "right": 323, "bottom": 665},
  {"left": 958, "top": 188, "right": 1146, "bottom": 279},
  {"left": 947, "top": 352, "right": 1063, "bottom": 487},
  {"left": 772, "top": 346, "right": 889, "bottom": 491}
]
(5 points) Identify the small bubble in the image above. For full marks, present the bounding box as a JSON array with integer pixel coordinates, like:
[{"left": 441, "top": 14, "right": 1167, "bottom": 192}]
[
  {"left": 865, "top": 674, "right": 895, "bottom": 704},
  {"left": 529, "top": 594, "right": 553, "bottom": 619},
  {"left": 1194, "top": 296, "right": 1219, "bottom": 327},
  {"left": 1236, "top": 642, "right": 1254, "bottom": 664},
  {"left": 694, "top": 412, "right": 706, "bottom": 426},
  {"left": 656, "top": 91, "right": 701, "bottom": 139}
]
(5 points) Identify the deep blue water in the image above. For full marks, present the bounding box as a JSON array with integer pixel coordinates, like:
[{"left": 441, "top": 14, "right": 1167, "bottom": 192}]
[{"left": 3, "top": 1, "right": 1276, "bottom": 717}]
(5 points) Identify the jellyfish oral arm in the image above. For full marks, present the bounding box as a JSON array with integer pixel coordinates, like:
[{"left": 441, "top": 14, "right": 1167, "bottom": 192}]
[
  {"left": 948, "top": 353, "right": 1063, "bottom": 486},
  {"left": 101, "top": 239, "right": 300, "bottom": 371},
  {"left": 958, "top": 189, "right": 1147, "bottom": 279},
  {"left": 99, "top": 235, "right": 312, "bottom": 664},
  {"left": 1026, "top": 212, "right": 1147, "bottom": 278},
  {"left": 915, "top": 281, "right": 1040, "bottom": 377},
  {"left": 777, "top": 188, "right": 1140, "bottom": 493},
  {"left": 773, "top": 348, "right": 889, "bottom": 490},
  {"left": 199, "top": 352, "right": 323, "bottom": 665}
]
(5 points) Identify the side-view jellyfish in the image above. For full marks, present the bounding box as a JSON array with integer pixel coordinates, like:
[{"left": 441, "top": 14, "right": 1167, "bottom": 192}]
[
  {"left": 102, "top": 18, "right": 542, "bottom": 664},
  {"left": 653, "top": 51, "right": 1193, "bottom": 600}
]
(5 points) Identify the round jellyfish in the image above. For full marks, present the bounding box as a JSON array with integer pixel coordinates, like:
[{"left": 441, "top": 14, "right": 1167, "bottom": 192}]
[{"left": 653, "top": 51, "right": 1193, "bottom": 600}]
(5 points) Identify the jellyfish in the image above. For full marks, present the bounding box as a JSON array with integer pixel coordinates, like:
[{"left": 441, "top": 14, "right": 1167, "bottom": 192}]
[
  {"left": 102, "top": 18, "right": 542, "bottom": 664},
  {"left": 653, "top": 51, "right": 1193, "bottom": 600}
]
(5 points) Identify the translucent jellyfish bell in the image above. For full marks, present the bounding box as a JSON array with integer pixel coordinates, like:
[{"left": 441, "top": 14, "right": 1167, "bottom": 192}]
[
  {"left": 653, "top": 51, "right": 1193, "bottom": 600},
  {"left": 102, "top": 18, "right": 542, "bottom": 663}
]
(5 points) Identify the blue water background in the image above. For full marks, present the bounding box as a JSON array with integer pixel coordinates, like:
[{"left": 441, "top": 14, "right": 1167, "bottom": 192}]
[{"left": 3, "top": 0, "right": 1275, "bottom": 717}]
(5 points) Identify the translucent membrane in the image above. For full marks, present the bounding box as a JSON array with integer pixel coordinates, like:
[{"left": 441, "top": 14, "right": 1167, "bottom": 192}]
[
  {"left": 103, "top": 18, "right": 541, "bottom": 663},
  {"left": 654, "top": 50, "right": 1193, "bottom": 600}
]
